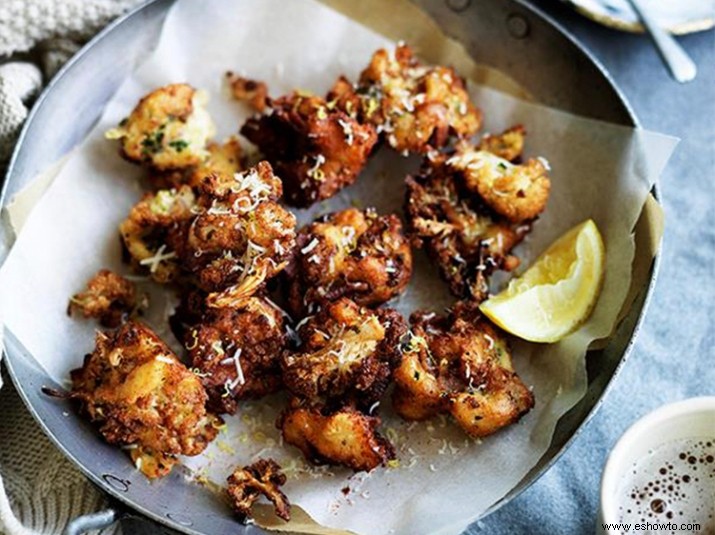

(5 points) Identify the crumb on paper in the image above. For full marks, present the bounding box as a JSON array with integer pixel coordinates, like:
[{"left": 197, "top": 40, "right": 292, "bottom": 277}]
[
  {"left": 226, "top": 71, "right": 269, "bottom": 112},
  {"left": 227, "top": 458, "right": 291, "bottom": 521}
]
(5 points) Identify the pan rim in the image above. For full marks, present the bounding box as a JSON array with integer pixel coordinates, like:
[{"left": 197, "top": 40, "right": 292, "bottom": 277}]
[{"left": 0, "top": 0, "right": 661, "bottom": 532}]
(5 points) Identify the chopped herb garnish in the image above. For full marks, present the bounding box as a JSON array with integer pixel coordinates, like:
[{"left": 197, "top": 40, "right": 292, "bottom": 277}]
[
  {"left": 141, "top": 124, "right": 167, "bottom": 155},
  {"left": 168, "top": 139, "right": 190, "bottom": 152}
]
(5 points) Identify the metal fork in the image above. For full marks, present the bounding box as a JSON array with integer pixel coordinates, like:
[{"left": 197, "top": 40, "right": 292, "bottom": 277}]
[{"left": 626, "top": 0, "right": 698, "bottom": 83}]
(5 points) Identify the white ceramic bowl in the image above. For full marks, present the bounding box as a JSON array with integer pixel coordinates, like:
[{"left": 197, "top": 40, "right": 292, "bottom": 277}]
[{"left": 598, "top": 397, "right": 715, "bottom": 533}]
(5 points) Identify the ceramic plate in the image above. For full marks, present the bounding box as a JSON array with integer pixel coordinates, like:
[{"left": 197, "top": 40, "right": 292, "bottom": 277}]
[{"left": 562, "top": 0, "right": 715, "bottom": 34}]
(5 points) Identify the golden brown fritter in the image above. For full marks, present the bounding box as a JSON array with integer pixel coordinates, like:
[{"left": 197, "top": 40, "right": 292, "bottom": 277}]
[
  {"left": 151, "top": 137, "right": 244, "bottom": 190},
  {"left": 241, "top": 91, "right": 378, "bottom": 207},
  {"left": 405, "top": 153, "right": 530, "bottom": 301},
  {"left": 447, "top": 143, "right": 550, "bottom": 223},
  {"left": 70, "top": 321, "right": 221, "bottom": 479},
  {"left": 392, "top": 302, "right": 534, "bottom": 438},
  {"left": 106, "top": 83, "right": 215, "bottom": 171},
  {"left": 176, "top": 294, "right": 287, "bottom": 414},
  {"left": 286, "top": 208, "right": 412, "bottom": 315},
  {"left": 119, "top": 185, "right": 196, "bottom": 284},
  {"left": 328, "top": 44, "right": 481, "bottom": 154},
  {"left": 474, "top": 125, "right": 526, "bottom": 163},
  {"left": 226, "top": 72, "right": 269, "bottom": 112},
  {"left": 120, "top": 162, "right": 297, "bottom": 305},
  {"left": 281, "top": 297, "right": 406, "bottom": 411},
  {"left": 278, "top": 401, "right": 395, "bottom": 472},
  {"left": 191, "top": 164, "right": 297, "bottom": 307},
  {"left": 227, "top": 458, "right": 290, "bottom": 521},
  {"left": 68, "top": 269, "right": 145, "bottom": 328}
]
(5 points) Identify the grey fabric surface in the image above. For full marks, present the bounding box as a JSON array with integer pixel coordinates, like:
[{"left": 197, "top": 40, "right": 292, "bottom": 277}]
[{"left": 469, "top": 3, "right": 715, "bottom": 534}]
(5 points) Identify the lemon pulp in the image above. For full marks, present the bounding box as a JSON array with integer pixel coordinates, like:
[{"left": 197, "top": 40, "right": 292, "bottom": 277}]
[{"left": 479, "top": 219, "right": 605, "bottom": 343}]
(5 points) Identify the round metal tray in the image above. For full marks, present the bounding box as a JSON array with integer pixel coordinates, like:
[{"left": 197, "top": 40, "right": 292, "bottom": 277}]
[{"left": 0, "top": 0, "right": 658, "bottom": 533}]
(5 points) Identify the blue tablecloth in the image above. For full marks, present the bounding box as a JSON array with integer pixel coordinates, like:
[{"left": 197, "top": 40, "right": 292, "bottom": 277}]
[{"left": 470, "top": 2, "right": 715, "bottom": 533}]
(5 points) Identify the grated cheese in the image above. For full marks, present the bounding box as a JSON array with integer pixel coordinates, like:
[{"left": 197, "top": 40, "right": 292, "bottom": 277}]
[
  {"left": 295, "top": 315, "right": 314, "bottom": 331},
  {"left": 227, "top": 348, "right": 246, "bottom": 389},
  {"left": 337, "top": 118, "right": 354, "bottom": 145},
  {"left": 139, "top": 244, "right": 176, "bottom": 273},
  {"left": 537, "top": 156, "right": 551, "bottom": 171},
  {"left": 306, "top": 154, "right": 326, "bottom": 181},
  {"left": 301, "top": 238, "right": 319, "bottom": 254},
  {"left": 484, "top": 334, "right": 495, "bottom": 350}
]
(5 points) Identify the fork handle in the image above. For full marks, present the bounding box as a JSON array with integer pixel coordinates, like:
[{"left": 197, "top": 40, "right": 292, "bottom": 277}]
[{"left": 628, "top": 0, "right": 697, "bottom": 83}]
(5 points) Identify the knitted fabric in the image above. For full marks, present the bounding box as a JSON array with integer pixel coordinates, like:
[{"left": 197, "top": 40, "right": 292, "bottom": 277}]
[
  {"left": 0, "top": 368, "right": 119, "bottom": 535},
  {"left": 0, "top": 2, "right": 143, "bottom": 534},
  {"left": 0, "top": 0, "right": 141, "bottom": 162}
]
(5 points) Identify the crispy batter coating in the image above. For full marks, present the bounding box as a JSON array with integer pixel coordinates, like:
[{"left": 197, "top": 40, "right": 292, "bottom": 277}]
[
  {"left": 226, "top": 72, "right": 269, "bottom": 112},
  {"left": 106, "top": 83, "right": 215, "bottom": 171},
  {"left": 286, "top": 208, "right": 412, "bottom": 315},
  {"left": 151, "top": 137, "right": 244, "bottom": 190},
  {"left": 405, "top": 154, "right": 530, "bottom": 301},
  {"left": 475, "top": 125, "right": 526, "bottom": 162},
  {"left": 175, "top": 293, "right": 287, "bottom": 414},
  {"left": 119, "top": 185, "right": 196, "bottom": 284},
  {"left": 447, "top": 144, "right": 550, "bottom": 223},
  {"left": 227, "top": 458, "right": 290, "bottom": 521},
  {"left": 68, "top": 269, "right": 144, "bottom": 328},
  {"left": 281, "top": 297, "right": 406, "bottom": 410},
  {"left": 70, "top": 321, "right": 221, "bottom": 478},
  {"left": 278, "top": 401, "right": 395, "bottom": 472},
  {"left": 241, "top": 92, "right": 378, "bottom": 207},
  {"left": 328, "top": 44, "right": 481, "bottom": 154},
  {"left": 392, "top": 302, "right": 534, "bottom": 438},
  {"left": 120, "top": 162, "right": 297, "bottom": 305}
]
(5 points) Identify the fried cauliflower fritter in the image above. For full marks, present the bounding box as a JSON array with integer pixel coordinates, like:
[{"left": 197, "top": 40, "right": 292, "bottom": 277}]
[
  {"left": 192, "top": 164, "right": 297, "bottom": 307},
  {"left": 120, "top": 185, "right": 196, "bottom": 284},
  {"left": 328, "top": 44, "right": 481, "bottom": 154},
  {"left": 392, "top": 302, "right": 534, "bottom": 438},
  {"left": 68, "top": 269, "right": 144, "bottom": 328},
  {"left": 176, "top": 294, "right": 286, "bottom": 414},
  {"left": 281, "top": 297, "right": 406, "bottom": 410},
  {"left": 120, "top": 162, "right": 297, "bottom": 305},
  {"left": 226, "top": 72, "right": 268, "bottom": 112},
  {"left": 106, "top": 84, "right": 215, "bottom": 171},
  {"left": 227, "top": 458, "right": 290, "bottom": 521},
  {"left": 70, "top": 321, "right": 221, "bottom": 478},
  {"left": 475, "top": 125, "right": 526, "bottom": 162},
  {"left": 447, "top": 145, "right": 550, "bottom": 223},
  {"left": 405, "top": 154, "right": 530, "bottom": 301},
  {"left": 151, "top": 137, "right": 244, "bottom": 190},
  {"left": 241, "top": 92, "right": 378, "bottom": 207},
  {"left": 279, "top": 401, "right": 395, "bottom": 472},
  {"left": 286, "top": 208, "right": 412, "bottom": 315}
]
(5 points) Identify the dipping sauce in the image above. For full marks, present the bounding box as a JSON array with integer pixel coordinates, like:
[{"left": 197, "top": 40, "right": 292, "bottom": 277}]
[{"left": 616, "top": 437, "right": 715, "bottom": 534}]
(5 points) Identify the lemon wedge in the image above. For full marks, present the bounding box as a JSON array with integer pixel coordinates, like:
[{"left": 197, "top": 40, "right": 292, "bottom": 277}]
[{"left": 479, "top": 219, "right": 605, "bottom": 343}]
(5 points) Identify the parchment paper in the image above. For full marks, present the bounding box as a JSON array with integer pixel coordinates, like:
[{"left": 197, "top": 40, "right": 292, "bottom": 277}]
[{"left": 0, "top": 0, "right": 678, "bottom": 534}]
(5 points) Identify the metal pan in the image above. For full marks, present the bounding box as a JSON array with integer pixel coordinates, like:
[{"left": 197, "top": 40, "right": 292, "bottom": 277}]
[{"left": 0, "top": 0, "right": 658, "bottom": 533}]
